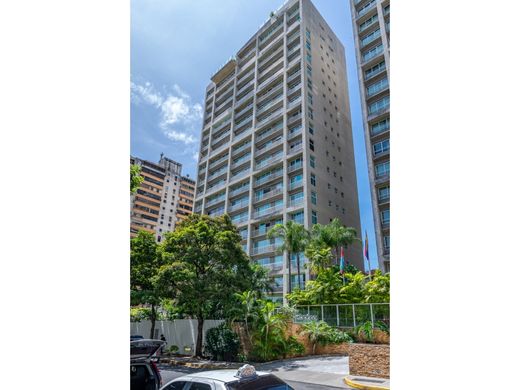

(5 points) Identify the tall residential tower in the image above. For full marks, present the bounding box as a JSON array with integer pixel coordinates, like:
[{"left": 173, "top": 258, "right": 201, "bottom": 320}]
[
  {"left": 349, "top": 0, "right": 390, "bottom": 272},
  {"left": 194, "top": 0, "right": 363, "bottom": 302},
  {"left": 130, "top": 154, "right": 195, "bottom": 242}
]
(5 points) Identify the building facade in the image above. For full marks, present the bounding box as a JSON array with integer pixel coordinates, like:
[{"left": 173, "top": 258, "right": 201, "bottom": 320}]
[
  {"left": 130, "top": 154, "right": 195, "bottom": 242},
  {"left": 194, "top": 0, "right": 363, "bottom": 302},
  {"left": 349, "top": 0, "right": 390, "bottom": 272}
]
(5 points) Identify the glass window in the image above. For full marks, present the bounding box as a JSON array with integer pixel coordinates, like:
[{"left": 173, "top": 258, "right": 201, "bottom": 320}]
[
  {"left": 311, "top": 191, "right": 317, "bottom": 205},
  {"left": 189, "top": 382, "right": 211, "bottom": 390},
  {"left": 373, "top": 139, "right": 390, "bottom": 155},
  {"left": 309, "top": 139, "right": 314, "bottom": 151},
  {"left": 381, "top": 209, "right": 390, "bottom": 224},
  {"left": 375, "top": 161, "right": 390, "bottom": 177},
  {"left": 164, "top": 381, "right": 187, "bottom": 390},
  {"left": 311, "top": 210, "right": 318, "bottom": 224},
  {"left": 383, "top": 235, "right": 390, "bottom": 250},
  {"left": 309, "top": 124, "right": 314, "bottom": 134},
  {"left": 378, "top": 186, "right": 390, "bottom": 201},
  {"left": 368, "top": 96, "right": 390, "bottom": 114},
  {"left": 310, "top": 173, "right": 316, "bottom": 186},
  {"left": 371, "top": 118, "right": 390, "bottom": 135},
  {"left": 310, "top": 155, "right": 315, "bottom": 168}
]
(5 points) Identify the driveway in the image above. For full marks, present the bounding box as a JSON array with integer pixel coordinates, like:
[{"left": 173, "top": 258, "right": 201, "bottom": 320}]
[{"left": 258, "top": 355, "right": 351, "bottom": 388}]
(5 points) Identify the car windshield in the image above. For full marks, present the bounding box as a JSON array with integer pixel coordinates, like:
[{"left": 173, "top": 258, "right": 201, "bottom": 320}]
[
  {"left": 226, "top": 375, "right": 294, "bottom": 390},
  {"left": 130, "top": 340, "right": 164, "bottom": 358}
]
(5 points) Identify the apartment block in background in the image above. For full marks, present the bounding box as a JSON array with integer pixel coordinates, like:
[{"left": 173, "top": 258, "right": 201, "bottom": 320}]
[
  {"left": 194, "top": 0, "right": 363, "bottom": 303},
  {"left": 349, "top": 0, "right": 390, "bottom": 272},
  {"left": 130, "top": 154, "right": 194, "bottom": 242}
]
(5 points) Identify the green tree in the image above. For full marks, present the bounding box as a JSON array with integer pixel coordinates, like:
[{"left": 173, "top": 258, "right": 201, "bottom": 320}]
[
  {"left": 305, "top": 240, "right": 333, "bottom": 273},
  {"left": 130, "top": 231, "right": 164, "bottom": 339},
  {"left": 363, "top": 270, "right": 390, "bottom": 303},
  {"left": 251, "top": 300, "right": 289, "bottom": 361},
  {"left": 130, "top": 164, "right": 144, "bottom": 194},
  {"left": 155, "top": 214, "right": 258, "bottom": 357},
  {"left": 311, "top": 218, "right": 359, "bottom": 265},
  {"left": 268, "top": 221, "right": 309, "bottom": 292},
  {"left": 300, "top": 320, "right": 333, "bottom": 355}
]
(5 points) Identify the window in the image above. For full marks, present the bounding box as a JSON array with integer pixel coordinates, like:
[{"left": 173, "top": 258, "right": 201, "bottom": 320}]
[
  {"left": 310, "top": 155, "right": 316, "bottom": 168},
  {"left": 306, "top": 40, "right": 311, "bottom": 50},
  {"left": 373, "top": 139, "right": 390, "bottom": 155},
  {"left": 326, "top": 166, "right": 330, "bottom": 173},
  {"left": 306, "top": 64, "right": 312, "bottom": 78},
  {"left": 381, "top": 209, "right": 390, "bottom": 225},
  {"left": 307, "top": 79, "right": 313, "bottom": 89},
  {"left": 369, "top": 96, "right": 390, "bottom": 114},
  {"left": 376, "top": 161, "right": 390, "bottom": 177},
  {"left": 342, "top": 208, "right": 345, "bottom": 214},
  {"left": 341, "top": 192, "right": 344, "bottom": 198},
  {"left": 371, "top": 118, "right": 390, "bottom": 135},
  {"left": 305, "top": 28, "right": 311, "bottom": 39},
  {"left": 309, "top": 139, "right": 314, "bottom": 151},
  {"left": 311, "top": 191, "right": 317, "bottom": 205},
  {"left": 383, "top": 235, "right": 390, "bottom": 250},
  {"left": 164, "top": 381, "right": 188, "bottom": 390},
  {"left": 308, "top": 107, "right": 314, "bottom": 119},
  {"left": 378, "top": 186, "right": 390, "bottom": 201},
  {"left": 328, "top": 200, "right": 332, "bottom": 207},
  {"left": 327, "top": 183, "right": 331, "bottom": 189},
  {"left": 310, "top": 173, "right": 316, "bottom": 186},
  {"left": 307, "top": 92, "right": 313, "bottom": 105},
  {"left": 309, "top": 123, "right": 314, "bottom": 135},
  {"left": 190, "top": 383, "right": 212, "bottom": 390},
  {"left": 306, "top": 53, "right": 312, "bottom": 63},
  {"left": 312, "top": 210, "right": 318, "bottom": 224}
]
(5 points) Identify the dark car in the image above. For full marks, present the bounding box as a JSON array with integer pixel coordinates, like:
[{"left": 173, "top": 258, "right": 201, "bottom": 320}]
[
  {"left": 131, "top": 335, "right": 145, "bottom": 341},
  {"left": 131, "top": 339, "right": 166, "bottom": 390},
  {"left": 160, "top": 364, "right": 294, "bottom": 390}
]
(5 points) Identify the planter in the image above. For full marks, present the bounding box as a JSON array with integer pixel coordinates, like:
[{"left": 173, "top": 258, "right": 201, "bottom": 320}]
[{"left": 346, "top": 343, "right": 390, "bottom": 378}]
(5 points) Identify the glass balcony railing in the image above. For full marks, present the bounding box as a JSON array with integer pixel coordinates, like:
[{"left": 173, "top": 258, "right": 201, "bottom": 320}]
[
  {"left": 358, "top": 1, "right": 376, "bottom": 18},
  {"left": 253, "top": 204, "right": 283, "bottom": 219},
  {"left": 256, "top": 137, "right": 284, "bottom": 156},
  {"left": 211, "top": 130, "right": 231, "bottom": 146},
  {"left": 289, "top": 179, "right": 303, "bottom": 190},
  {"left": 235, "top": 90, "right": 254, "bottom": 107},
  {"left": 365, "top": 65, "right": 386, "bottom": 81},
  {"left": 363, "top": 45, "right": 384, "bottom": 63},
  {"left": 229, "top": 185, "right": 249, "bottom": 197},
  {"left": 231, "top": 154, "right": 251, "bottom": 168},
  {"left": 256, "top": 95, "right": 283, "bottom": 116},
  {"left": 235, "top": 103, "right": 253, "bottom": 119},
  {"left": 231, "top": 168, "right": 251, "bottom": 180},
  {"left": 286, "top": 70, "right": 301, "bottom": 84},
  {"left": 361, "top": 29, "right": 381, "bottom": 47},
  {"left": 207, "top": 167, "right": 228, "bottom": 180},
  {"left": 206, "top": 196, "right": 225, "bottom": 207},
  {"left": 229, "top": 200, "right": 250, "bottom": 212},
  {"left": 287, "top": 161, "right": 303, "bottom": 173},
  {"left": 287, "top": 82, "right": 302, "bottom": 95},
  {"left": 233, "top": 142, "right": 252, "bottom": 155},
  {"left": 234, "top": 127, "right": 253, "bottom": 142},
  {"left": 257, "top": 68, "right": 284, "bottom": 92},
  {"left": 255, "top": 170, "right": 283, "bottom": 186},
  {"left": 252, "top": 244, "right": 277, "bottom": 255},
  {"left": 288, "top": 197, "right": 304, "bottom": 208},
  {"left": 255, "top": 153, "right": 283, "bottom": 170},
  {"left": 255, "top": 186, "right": 283, "bottom": 202},
  {"left": 257, "top": 84, "right": 284, "bottom": 107},
  {"left": 367, "top": 78, "right": 389, "bottom": 97},
  {"left": 256, "top": 108, "right": 284, "bottom": 128},
  {"left": 209, "top": 154, "right": 229, "bottom": 169},
  {"left": 235, "top": 114, "right": 253, "bottom": 128}
]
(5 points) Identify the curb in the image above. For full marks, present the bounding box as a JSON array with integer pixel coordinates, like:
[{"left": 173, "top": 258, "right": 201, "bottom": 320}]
[{"left": 343, "top": 376, "right": 389, "bottom": 390}]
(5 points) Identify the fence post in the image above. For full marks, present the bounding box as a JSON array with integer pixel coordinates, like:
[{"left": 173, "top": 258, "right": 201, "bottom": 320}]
[
  {"left": 321, "top": 305, "right": 324, "bottom": 322},
  {"left": 352, "top": 304, "right": 356, "bottom": 328},
  {"left": 370, "top": 304, "right": 375, "bottom": 327},
  {"left": 336, "top": 305, "right": 340, "bottom": 327}
]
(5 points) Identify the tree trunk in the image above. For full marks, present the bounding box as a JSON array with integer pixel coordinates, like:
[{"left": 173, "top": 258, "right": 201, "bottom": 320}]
[
  {"left": 287, "top": 251, "right": 292, "bottom": 294},
  {"left": 149, "top": 304, "right": 156, "bottom": 339},
  {"left": 195, "top": 316, "right": 204, "bottom": 357},
  {"left": 296, "top": 252, "right": 302, "bottom": 290}
]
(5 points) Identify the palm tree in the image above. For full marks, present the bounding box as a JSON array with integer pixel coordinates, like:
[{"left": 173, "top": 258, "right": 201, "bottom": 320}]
[
  {"left": 311, "top": 218, "right": 359, "bottom": 266},
  {"left": 300, "top": 320, "right": 332, "bottom": 355},
  {"left": 234, "top": 290, "right": 258, "bottom": 344},
  {"left": 268, "top": 220, "right": 309, "bottom": 292}
]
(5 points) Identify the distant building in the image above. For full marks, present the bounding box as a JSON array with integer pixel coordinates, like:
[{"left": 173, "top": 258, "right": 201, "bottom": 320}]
[
  {"left": 193, "top": 0, "right": 363, "bottom": 303},
  {"left": 348, "top": 0, "right": 390, "bottom": 272},
  {"left": 130, "top": 154, "right": 194, "bottom": 242}
]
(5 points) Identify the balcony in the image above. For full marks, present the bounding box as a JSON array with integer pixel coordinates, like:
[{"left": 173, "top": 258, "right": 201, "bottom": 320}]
[
  {"left": 229, "top": 199, "right": 250, "bottom": 212},
  {"left": 206, "top": 195, "right": 225, "bottom": 207},
  {"left": 357, "top": 1, "right": 377, "bottom": 18},
  {"left": 375, "top": 172, "right": 390, "bottom": 185},
  {"left": 255, "top": 186, "right": 283, "bottom": 203},
  {"left": 286, "top": 70, "right": 301, "bottom": 84},
  {"left": 231, "top": 154, "right": 251, "bottom": 169},
  {"left": 211, "top": 141, "right": 231, "bottom": 156},
  {"left": 287, "top": 43, "right": 301, "bottom": 57},
  {"left": 209, "top": 154, "right": 229, "bottom": 169},
  {"left": 363, "top": 45, "right": 384, "bottom": 64},
  {"left": 287, "top": 96, "right": 302, "bottom": 109},
  {"left": 252, "top": 244, "right": 277, "bottom": 255},
  {"left": 254, "top": 204, "right": 283, "bottom": 221},
  {"left": 256, "top": 95, "right": 283, "bottom": 117},
  {"left": 256, "top": 108, "right": 284, "bottom": 129},
  {"left": 255, "top": 169, "right": 283, "bottom": 187},
  {"left": 211, "top": 130, "right": 231, "bottom": 147},
  {"left": 368, "top": 103, "right": 390, "bottom": 121},
  {"left": 235, "top": 103, "right": 253, "bottom": 119},
  {"left": 365, "top": 65, "right": 386, "bottom": 81},
  {"left": 255, "top": 152, "right": 284, "bottom": 171},
  {"left": 360, "top": 30, "right": 381, "bottom": 48},
  {"left": 235, "top": 113, "right": 253, "bottom": 128},
  {"left": 251, "top": 224, "right": 278, "bottom": 238},
  {"left": 229, "top": 185, "right": 250, "bottom": 198},
  {"left": 206, "top": 181, "right": 227, "bottom": 194},
  {"left": 287, "top": 160, "right": 303, "bottom": 173},
  {"left": 257, "top": 83, "right": 284, "bottom": 107},
  {"left": 258, "top": 46, "right": 283, "bottom": 69},
  {"left": 232, "top": 215, "right": 249, "bottom": 225},
  {"left": 259, "top": 24, "right": 284, "bottom": 54},
  {"left": 209, "top": 208, "right": 226, "bottom": 217},
  {"left": 237, "top": 68, "right": 254, "bottom": 84},
  {"left": 287, "top": 32, "right": 300, "bottom": 47},
  {"left": 230, "top": 168, "right": 251, "bottom": 181},
  {"left": 378, "top": 195, "right": 390, "bottom": 205},
  {"left": 236, "top": 79, "right": 254, "bottom": 96},
  {"left": 233, "top": 142, "right": 252, "bottom": 156},
  {"left": 288, "top": 197, "right": 304, "bottom": 208},
  {"left": 287, "top": 82, "right": 301, "bottom": 96},
  {"left": 234, "top": 127, "right": 253, "bottom": 142},
  {"left": 288, "top": 126, "right": 302, "bottom": 140},
  {"left": 212, "top": 116, "right": 232, "bottom": 133},
  {"left": 367, "top": 78, "right": 389, "bottom": 98},
  {"left": 289, "top": 179, "right": 303, "bottom": 191},
  {"left": 194, "top": 206, "right": 202, "bottom": 213},
  {"left": 256, "top": 137, "right": 284, "bottom": 157},
  {"left": 287, "top": 112, "right": 302, "bottom": 126},
  {"left": 256, "top": 122, "right": 283, "bottom": 143},
  {"left": 257, "top": 68, "right": 284, "bottom": 93},
  {"left": 235, "top": 90, "right": 254, "bottom": 108},
  {"left": 207, "top": 166, "right": 228, "bottom": 180},
  {"left": 215, "top": 94, "right": 234, "bottom": 111}
]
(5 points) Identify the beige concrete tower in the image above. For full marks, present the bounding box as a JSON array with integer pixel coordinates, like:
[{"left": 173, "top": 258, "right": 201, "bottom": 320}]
[
  {"left": 349, "top": 0, "right": 390, "bottom": 272},
  {"left": 194, "top": 0, "right": 363, "bottom": 302}
]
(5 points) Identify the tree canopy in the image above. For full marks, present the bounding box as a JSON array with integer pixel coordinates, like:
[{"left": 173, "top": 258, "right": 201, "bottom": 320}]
[{"left": 130, "top": 164, "right": 144, "bottom": 194}]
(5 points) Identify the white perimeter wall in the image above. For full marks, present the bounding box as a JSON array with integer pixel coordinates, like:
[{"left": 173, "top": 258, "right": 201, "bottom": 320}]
[{"left": 130, "top": 319, "right": 224, "bottom": 353}]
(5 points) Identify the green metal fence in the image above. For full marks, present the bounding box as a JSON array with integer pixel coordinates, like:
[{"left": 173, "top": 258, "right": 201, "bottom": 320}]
[{"left": 293, "top": 303, "right": 389, "bottom": 328}]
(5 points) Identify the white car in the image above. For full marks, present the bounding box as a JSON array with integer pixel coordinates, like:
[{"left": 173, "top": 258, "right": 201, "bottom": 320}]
[{"left": 160, "top": 364, "right": 294, "bottom": 390}]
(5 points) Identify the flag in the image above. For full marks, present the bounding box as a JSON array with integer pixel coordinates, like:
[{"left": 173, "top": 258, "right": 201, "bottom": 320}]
[
  {"left": 364, "top": 231, "right": 369, "bottom": 260},
  {"left": 339, "top": 246, "right": 345, "bottom": 274}
]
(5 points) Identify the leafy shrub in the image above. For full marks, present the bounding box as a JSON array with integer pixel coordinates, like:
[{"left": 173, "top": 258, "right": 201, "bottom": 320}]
[
  {"left": 356, "top": 321, "right": 374, "bottom": 343},
  {"left": 374, "top": 320, "right": 389, "bottom": 334},
  {"left": 328, "top": 328, "right": 354, "bottom": 344},
  {"left": 167, "top": 345, "right": 179, "bottom": 354},
  {"left": 281, "top": 336, "right": 305, "bottom": 358},
  {"left": 204, "top": 323, "right": 240, "bottom": 361}
]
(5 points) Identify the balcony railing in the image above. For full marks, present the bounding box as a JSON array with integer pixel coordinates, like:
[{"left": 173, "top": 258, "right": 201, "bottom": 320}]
[
  {"left": 235, "top": 113, "right": 253, "bottom": 128},
  {"left": 232, "top": 215, "right": 249, "bottom": 225},
  {"left": 358, "top": 1, "right": 376, "bottom": 18},
  {"left": 289, "top": 180, "right": 303, "bottom": 190},
  {"left": 257, "top": 84, "right": 284, "bottom": 107},
  {"left": 256, "top": 95, "right": 284, "bottom": 116},
  {"left": 365, "top": 66, "right": 386, "bottom": 81},
  {"left": 256, "top": 137, "right": 284, "bottom": 156},
  {"left": 207, "top": 181, "right": 227, "bottom": 193},
  {"left": 361, "top": 30, "right": 381, "bottom": 48},
  {"left": 206, "top": 196, "right": 225, "bottom": 207},
  {"left": 256, "top": 108, "right": 284, "bottom": 128},
  {"left": 287, "top": 96, "right": 302, "bottom": 108},
  {"left": 231, "top": 168, "right": 251, "bottom": 180},
  {"left": 287, "top": 43, "right": 301, "bottom": 56},
  {"left": 231, "top": 154, "right": 251, "bottom": 169},
  {"left": 288, "top": 197, "right": 304, "bottom": 208},
  {"left": 255, "top": 170, "right": 283, "bottom": 187},
  {"left": 207, "top": 167, "right": 228, "bottom": 181},
  {"left": 288, "top": 143, "right": 303, "bottom": 156},
  {"left": 255, "top": 186, "right": 283, "bottom": 202},
  {"left": 209, "top": 154, "right": 229, "bottom": 169},
  {"left": 286, "top": 70, "right": 301, "bottom": 84},
  {"left": 234, "top": 127, "right": 253, "bottom": 142},
  {"left": 211, "top": 130, "right": 231, "bottom": 146},
  {"left": 255, "top": 153, "right": 284, "bottom": 170},
  {"left": 235, "top": 103, "right": 253, "bottom": 119},
  {"left": 256, "top": 122, "right": 283, "bottom": 143},
  {"left": 257, "top": 68, "right": 284, "bottom": 92},
  {"left": 287, "top": 82, "right": 302, "bottom": 95},
  {"left": 288, "top": 161, "right": 303, "bottom": 173},
  {"left": 258, "top": 47, "right": 284, "bottom": 70},
  {"left": 363, "top": 45, "right": 384, "bottom": 63},
  {"left": 367, "top": 78, "right": 389, "bottom": 98},
  {"left": 252, "top": 244, "right": 277, "bottom": 255},
  {"left": 212, "top": 117, "right": 232, "bottom": 134},
  {"left": 229, "top": 185, "right": 250, "bottom": 198},
  {"left": 235, "top": 90, "right": 254, "bottom": 107},
  {"left": 236, "top": 79, "right": 254, "bottom": 95},
  {"left": 233, "top": 142, "right": 252, "bottom": 155},
  {"left": 229, "top": 200, "right": 250, "bottom": 212}
]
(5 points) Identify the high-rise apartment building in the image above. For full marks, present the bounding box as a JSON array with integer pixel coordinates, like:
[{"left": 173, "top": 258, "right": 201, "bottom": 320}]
[
  {"left": 130, "top": 154, "right": 194, "bottom": 242},
  {"left": 349, "top": 0, "right": 390, "bottom": 272},
  {"left": 194, "top": 0, "right": 363, "bottom": 302}
]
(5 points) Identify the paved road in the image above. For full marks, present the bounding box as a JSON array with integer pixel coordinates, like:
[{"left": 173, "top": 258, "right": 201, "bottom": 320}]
[{"left": 158, "top": 356, "right": 353, "bottom": 389}]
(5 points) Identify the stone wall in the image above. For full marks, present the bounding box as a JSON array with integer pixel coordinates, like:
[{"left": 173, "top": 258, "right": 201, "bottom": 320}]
[{"left": 346, "top": 343, "right": 390, "bottom": 378}]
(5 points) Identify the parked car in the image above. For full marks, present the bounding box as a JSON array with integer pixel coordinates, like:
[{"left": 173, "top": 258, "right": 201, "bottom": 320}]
[
  {"left": 160, "top": 364, "right": 294, "bottom": 390},
  {"left": 131, "top": 335, "right": 144, "bottom": 341},
  {"left": 131, "top": 339, "right": 166, "bottom": 390}
]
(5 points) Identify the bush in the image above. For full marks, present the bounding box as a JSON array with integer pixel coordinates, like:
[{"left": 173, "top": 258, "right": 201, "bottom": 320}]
[
  {"left": 167, "top": 345, "right": 179, "bottom": 354},
  {"left": 328, "top": 328, "right": 354, "bottom": 344},
  {"left": 204, "top": 323, "right": 240, "bottom": 361},
  {"left": 281, "top": 336, "right": 305, "bottom": 358}
]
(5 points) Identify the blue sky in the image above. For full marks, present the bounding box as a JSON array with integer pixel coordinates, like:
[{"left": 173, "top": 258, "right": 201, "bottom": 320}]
[{"left": 131, "top": 0, "right": 378, "bottom": 270}]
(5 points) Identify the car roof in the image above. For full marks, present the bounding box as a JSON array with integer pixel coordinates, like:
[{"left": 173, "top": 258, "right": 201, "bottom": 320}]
[{"left": 173, "top": 370, "right": 271, "bottom": 383}]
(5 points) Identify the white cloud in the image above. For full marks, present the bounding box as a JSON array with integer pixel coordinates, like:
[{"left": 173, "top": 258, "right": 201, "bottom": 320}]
[
  {"left": 131, "top": 80, "right": 202, "bottom": 145},
  {"left": 192, "top": 151, "right": 199, "bottom": 161}
]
